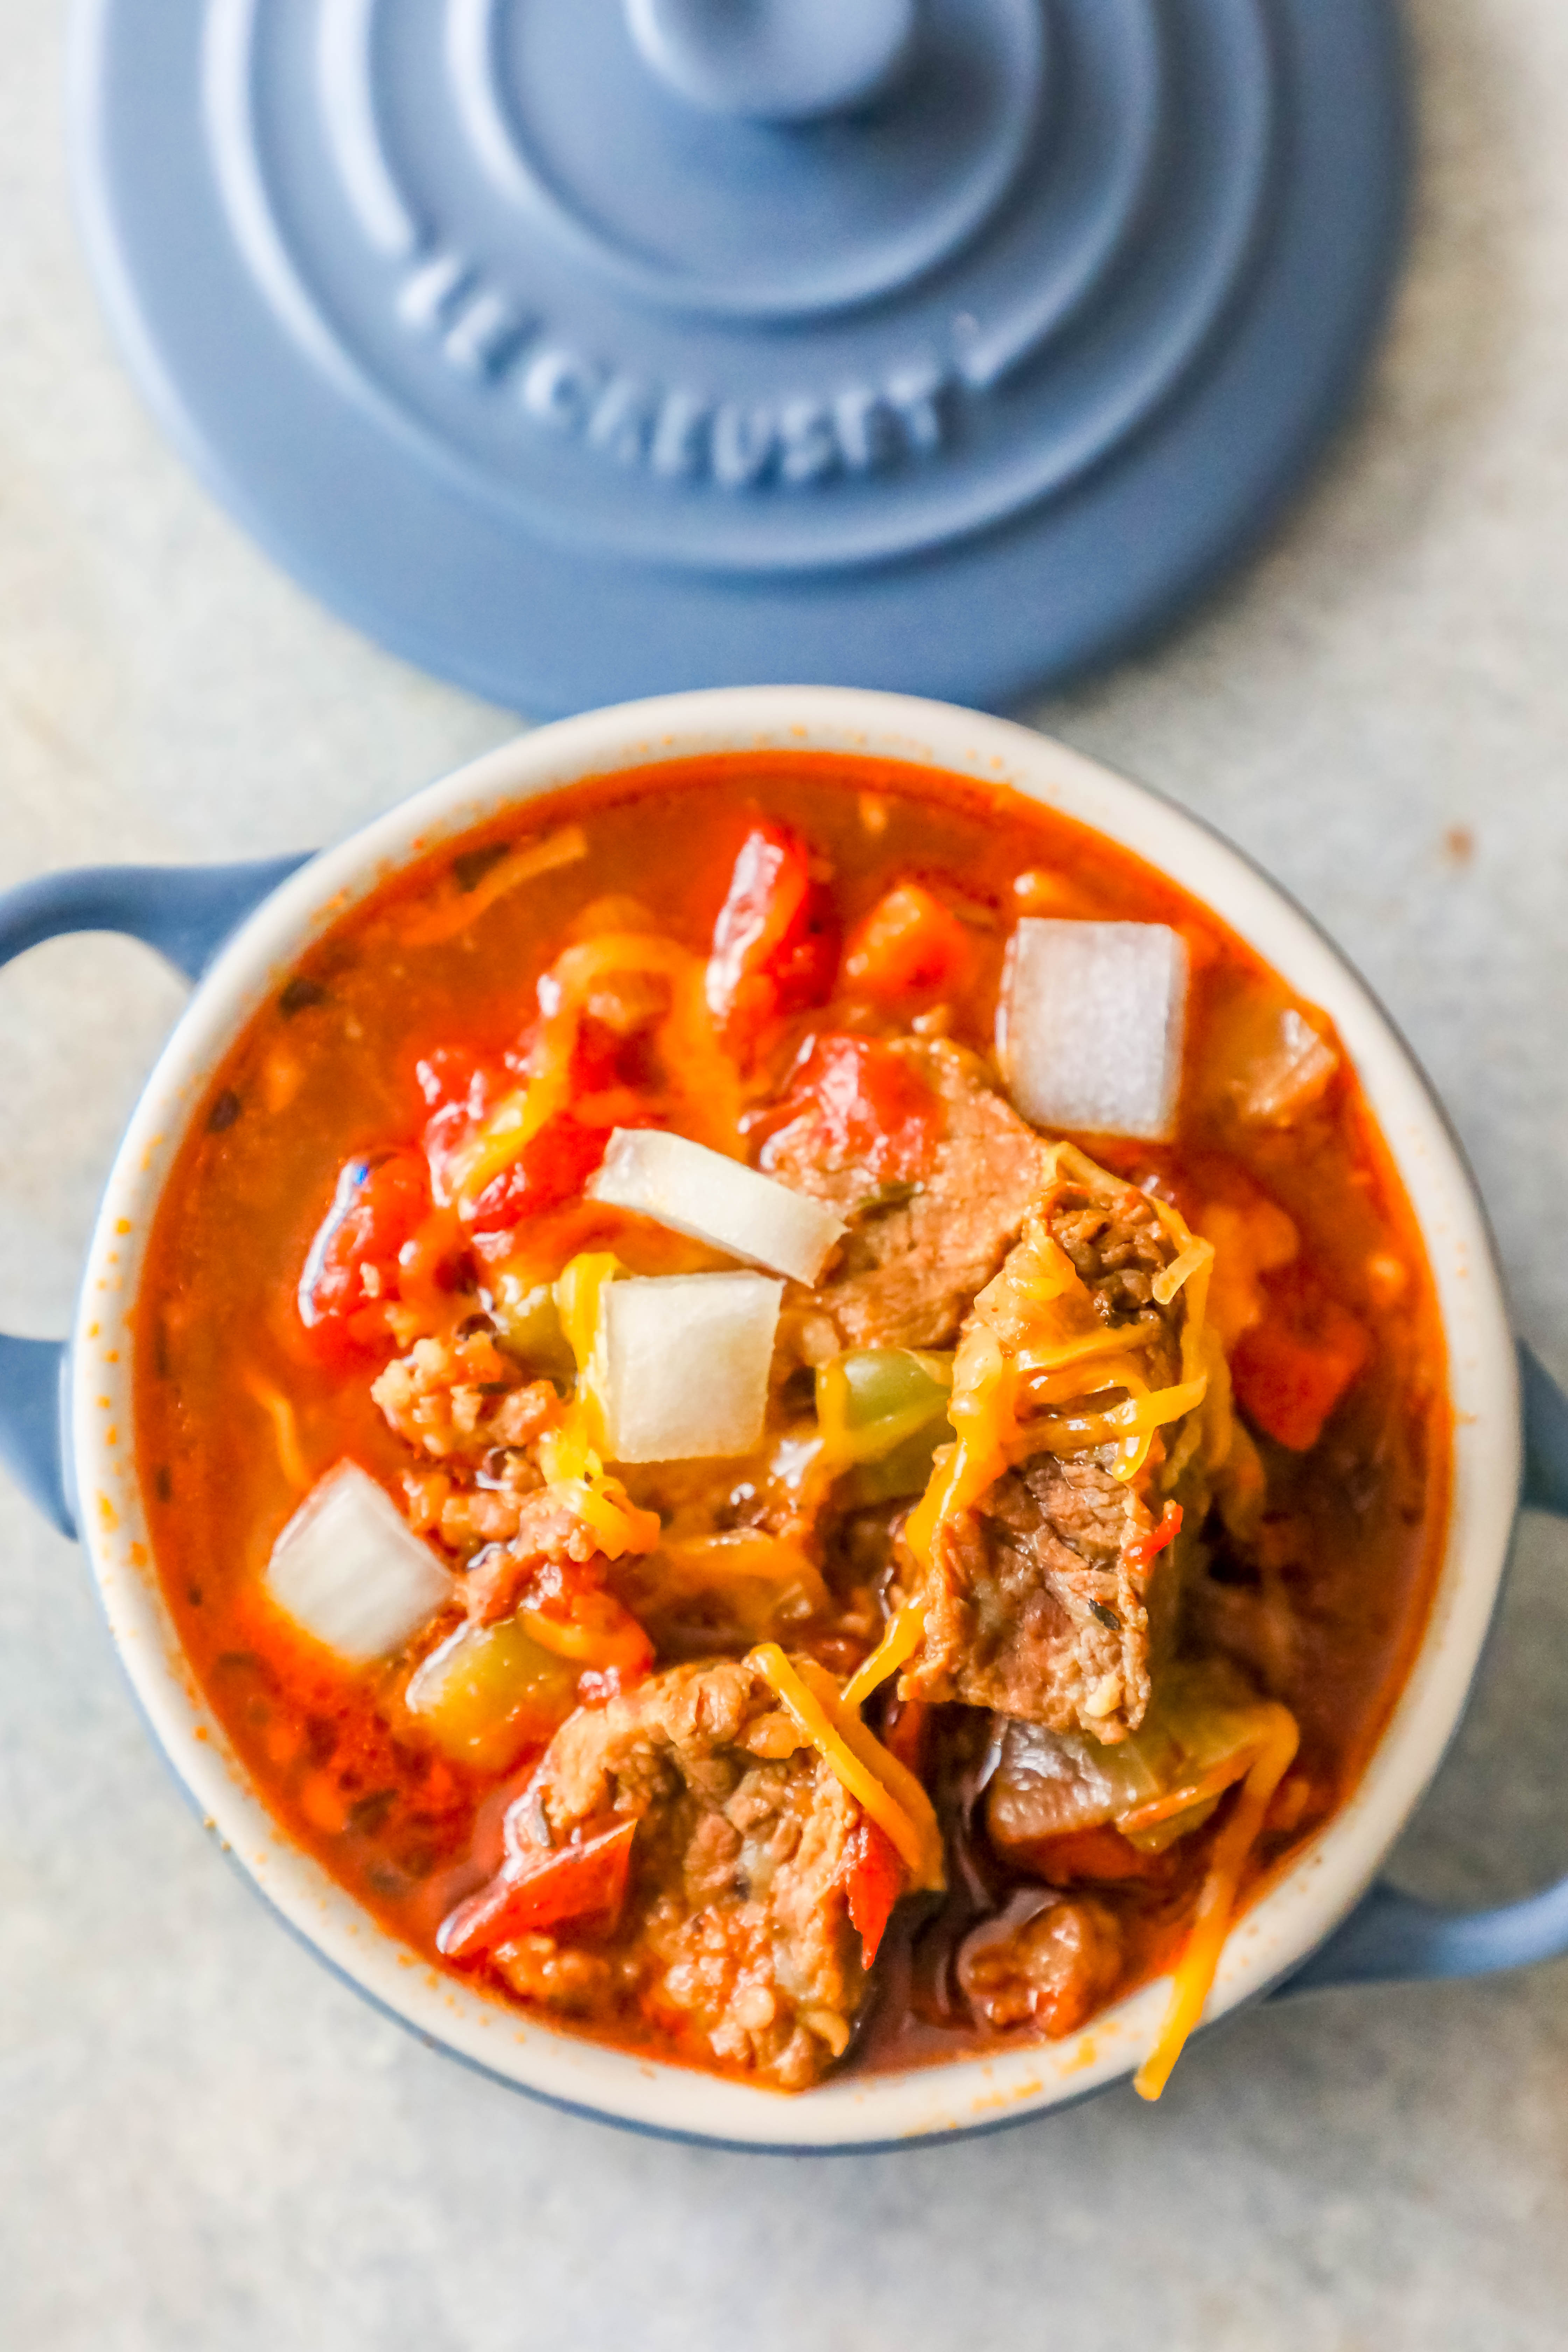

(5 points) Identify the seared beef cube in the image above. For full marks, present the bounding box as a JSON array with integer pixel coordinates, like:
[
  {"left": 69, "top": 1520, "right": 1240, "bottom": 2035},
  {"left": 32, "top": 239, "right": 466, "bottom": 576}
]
[
  {"left": 901, "top": 1169, "right": 1197, "bottom": 1741},
  {"left": 519, "top": 1659, "right": 867, "bottom": 2090},
  {"left": 906, "top": 1454, "right": 1157, "bottom": 1740},
  {"left": 1048, "top": 1186, "right": 1183, "bottom": 1390}
]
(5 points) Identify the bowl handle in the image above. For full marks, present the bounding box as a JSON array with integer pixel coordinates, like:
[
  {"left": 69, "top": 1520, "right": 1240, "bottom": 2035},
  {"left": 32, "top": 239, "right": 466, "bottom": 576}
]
[
  {"left": 0, "top": 855, "right": 310, "bottom": 1536},
  {"left": 1283, "top": 1339, "right": 1568, "bottom": 1994}
]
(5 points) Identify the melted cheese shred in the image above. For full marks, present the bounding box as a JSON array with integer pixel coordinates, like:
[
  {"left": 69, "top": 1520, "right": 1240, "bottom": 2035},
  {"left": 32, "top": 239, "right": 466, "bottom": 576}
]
[
  {"left": 747, "top": 1644, "right": 945, "bottom": 1891},
  {"left": 532, "top": 1253, "right": 659, "bottom": 1560},
  {"left": 243, "top": 1371, "right": 311, "bottom": 1494},
  {"left": 905, "top": 1158, "right": 1217, "bottom": 1580},
  {"left": 452, "top": 932, "right": 742, "bottom": 1213},
  {"left": 1133, "top": 1702, "right": 1300, "bottom": 2101},
  {"left": 841, "top": 1602, "right": 927, "bottom": 1710},
  {"left": 400, "top": 824, "right": 588, "bottom": 948}
]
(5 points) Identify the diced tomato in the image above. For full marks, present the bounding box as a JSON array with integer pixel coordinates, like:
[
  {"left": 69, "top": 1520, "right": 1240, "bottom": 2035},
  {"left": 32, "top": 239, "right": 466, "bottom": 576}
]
[
  {"left": 706, "top": 819, "right": 838, "bottom": 1057},
  {"left": 841, "top": 882, "right": 971, "bottom": 1000},
  {"left": 1231, "top": 1268, "right": 1371, "bottom": 1451},
  {"left": 843, "top": 1815, "right": 905, "bottom": 1967},
  {"left": 1125, "top": 1500, "right": 1183, "bottom": 1575},
  {"left": 768, "top": 1033, "right": 941, "bottom": 1185},
  {"left": 297, "top": 1150, "right": 431, "bottom": 1354},
  {"left": 415, "top": 1044, "right": 491, "bottom": 1115},
  {"left": 416, "top": 1046, "right": 500, "bottom": 1202},
  {"left": 417, "top": 1021, "right": 661, "bottom": 1239},
  {"left": 438, "top": 1817, "right": 639, "bottom": 1961},
  {"left": 466, "top": 1108, "right": 618, "bottom": 1235}
]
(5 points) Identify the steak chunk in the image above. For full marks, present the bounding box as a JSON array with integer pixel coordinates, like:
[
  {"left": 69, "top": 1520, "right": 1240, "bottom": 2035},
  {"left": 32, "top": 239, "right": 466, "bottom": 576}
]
[
  {"left": 1049, "top": 1186, "right": 1183, "bottom": 1391},
  {"left": 517, "top": 1659, "right": 866, "bottom": 2090},
  {"left": 902, "top": 1160, "right": 1199, "bottom": 1741},
  {"left": 761, "top": 1038, "right": 1048, "bottom": 1350},
  {"left": 906, "top": 1454, "right": 1157, "bottom": 1738}
]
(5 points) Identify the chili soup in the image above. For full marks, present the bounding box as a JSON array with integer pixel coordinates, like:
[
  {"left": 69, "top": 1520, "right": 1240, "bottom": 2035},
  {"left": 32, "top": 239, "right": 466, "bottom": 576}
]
[{"left": 134, "top": 753, "right": 1449, "bottom": 2098}]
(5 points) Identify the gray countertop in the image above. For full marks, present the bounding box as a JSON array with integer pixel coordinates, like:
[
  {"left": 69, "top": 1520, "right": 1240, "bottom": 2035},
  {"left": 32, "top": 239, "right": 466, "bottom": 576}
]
[{"left": 3, "top": 2, "right": 1566, "bottom": 2345}]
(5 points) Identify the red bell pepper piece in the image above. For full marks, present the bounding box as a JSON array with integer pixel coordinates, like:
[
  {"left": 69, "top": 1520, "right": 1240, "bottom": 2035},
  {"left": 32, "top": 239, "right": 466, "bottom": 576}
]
[
  {"left": 418, "top": 1038, "right": 657, "bottom": 1238},
  {"left": 1232, "top": 1270, "right": 1371, "bottom": 1452},
  {"left": 841, "top": 882, "right": 971, "bottom": 1000},
  {"left": 706, "top": 819, "right": 838, "bottom": 1057},
  {"left": 843, "top": 1815, "right": 905, "bottom": 1967},
  {"left": 438, "top": 1817, "right": 639, "bottom": 1961}
]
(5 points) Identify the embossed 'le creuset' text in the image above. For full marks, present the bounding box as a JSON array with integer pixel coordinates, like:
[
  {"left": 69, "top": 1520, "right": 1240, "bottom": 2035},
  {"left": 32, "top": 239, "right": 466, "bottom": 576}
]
[{"left": 398, "top": 248, "right": 955, "bottom": 492}]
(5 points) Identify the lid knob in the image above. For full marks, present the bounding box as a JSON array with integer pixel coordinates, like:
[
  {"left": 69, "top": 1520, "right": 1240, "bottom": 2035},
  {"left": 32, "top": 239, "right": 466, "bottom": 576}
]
[{"left": 625, "top": 0, "right": 917, "bottom": 123}]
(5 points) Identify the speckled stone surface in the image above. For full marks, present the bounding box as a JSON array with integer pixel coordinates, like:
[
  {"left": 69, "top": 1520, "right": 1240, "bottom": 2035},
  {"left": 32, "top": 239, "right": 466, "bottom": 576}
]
[{"left": 2, "top": 4, "right": 1566, "bottom": 2345}]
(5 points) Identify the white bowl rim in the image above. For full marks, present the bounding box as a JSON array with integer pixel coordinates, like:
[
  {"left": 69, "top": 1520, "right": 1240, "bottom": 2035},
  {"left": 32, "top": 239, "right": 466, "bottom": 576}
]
[{"left": 73, "top": 685, "right": 1520, "bottom": 2151}]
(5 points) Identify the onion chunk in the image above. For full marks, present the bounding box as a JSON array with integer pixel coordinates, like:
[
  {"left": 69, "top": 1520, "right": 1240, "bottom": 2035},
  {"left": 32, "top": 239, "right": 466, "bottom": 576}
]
[
  {"left": 588, "top": 1128, "right": 844, "bottom": 1286},
  {"left": 266, "top": 1460, "right": 453, "bottom": 1663},
  {"left": 594, "top": 1272, "right": 783, "bottom": 1462},
  {"left": 1000, "top": 918, "right": 1188, "bottom": 1140}
]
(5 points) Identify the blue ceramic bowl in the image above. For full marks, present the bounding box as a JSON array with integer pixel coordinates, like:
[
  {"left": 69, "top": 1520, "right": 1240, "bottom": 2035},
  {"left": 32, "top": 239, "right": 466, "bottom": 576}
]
[{"left": 3, "top": 689, "right": 1564, "bottom": 2150}]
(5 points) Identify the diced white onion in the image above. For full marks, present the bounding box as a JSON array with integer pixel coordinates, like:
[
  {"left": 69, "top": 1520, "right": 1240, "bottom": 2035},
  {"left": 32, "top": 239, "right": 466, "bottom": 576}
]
[
  {"left": 588, "top": 1128, "right": 845, "bottom": 1286},
  {"left": 999, "top": 918, "right": 1188, "bottom": 1140},
  {"left": 594, "top": 1272, "right": 783, "bottom": 1463},
  {"left": 1234, "top": 1007, "right": 1338, "bottom": 1127},
  {"left": 266, "top": 1460, "right": 453, "bottom": 1663}
]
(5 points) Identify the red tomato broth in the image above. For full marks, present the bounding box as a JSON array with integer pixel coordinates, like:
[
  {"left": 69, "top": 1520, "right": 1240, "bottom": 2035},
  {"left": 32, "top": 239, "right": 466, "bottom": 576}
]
[{"left": 133, "top": 753, "right": 1451, "bottom": 2083}]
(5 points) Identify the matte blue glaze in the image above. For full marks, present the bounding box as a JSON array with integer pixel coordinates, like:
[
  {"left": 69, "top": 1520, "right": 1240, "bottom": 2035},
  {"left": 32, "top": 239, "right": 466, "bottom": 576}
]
[
  {"left": 626, "top": 0, "right": 918, "bottom": 122},
  {"left": 0, "top": 1337, "right": 72, "bottom": 1539},
  {"left": 4, "top": 849, "right": 1567, "bottom": 2096},
  {"left": 1520, "top": 1337, "right": 1568, "bottom": 1518},
  {"left": 69, "top": 0, "right": 1410, "bottom": 714},
  {"left": 0, "top": 854, "right": 308, "bottom": 1534},
  {"left": 0, "top": 856, "right": 309, "bottom": 988}
]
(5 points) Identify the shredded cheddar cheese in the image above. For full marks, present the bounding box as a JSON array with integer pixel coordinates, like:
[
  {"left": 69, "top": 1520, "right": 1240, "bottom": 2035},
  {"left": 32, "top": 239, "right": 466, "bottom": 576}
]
[
  {"left": 906, "top": 1148, "right": 1216, "bottom": 1571},
  {"left": 401, "top": 825, "right": 588, "bottom": 948},
  {"left": 747, "top": 1644, "right": 945, "bottom": 1890},
  {"left": 1023, "top": 1376, "right": 1210, "bottom": 1465},
  {"left": 451, "top": 932, "right": 742, "bottom": 1214},
  {"left": 555, "top": 1252, "right": 623, "bottom": 1387},
  {"left": 1133, "top": 1702, "right": 1300, "bottom": 2101},
  {"left": 243, "top": 1371, "right": 311, "bottom": 1494},
  {"left": 840, "top": 1601, "right": 927, "bottom": 1709},
  {"left": 1152, "top": 1233, "right": 1214, "bottom": 1310},
  {"left": 516, "top": 1605, "right": 640, "bottom": 1671},
  {"left": 530, "top": 1253, "right": 659, "bottom": 1560}
]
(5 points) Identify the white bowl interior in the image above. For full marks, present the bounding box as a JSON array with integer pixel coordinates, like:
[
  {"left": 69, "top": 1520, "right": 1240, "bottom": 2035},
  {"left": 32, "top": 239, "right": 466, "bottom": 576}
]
[{"left": 74, "top": 688, "right": 1520, "bottom": 2149}]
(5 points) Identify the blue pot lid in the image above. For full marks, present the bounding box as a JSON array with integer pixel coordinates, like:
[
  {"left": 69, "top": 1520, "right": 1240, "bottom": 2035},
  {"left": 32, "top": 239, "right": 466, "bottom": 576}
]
[{"left": 71, "top": 0, "right": 1407, "bottom": 717}]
